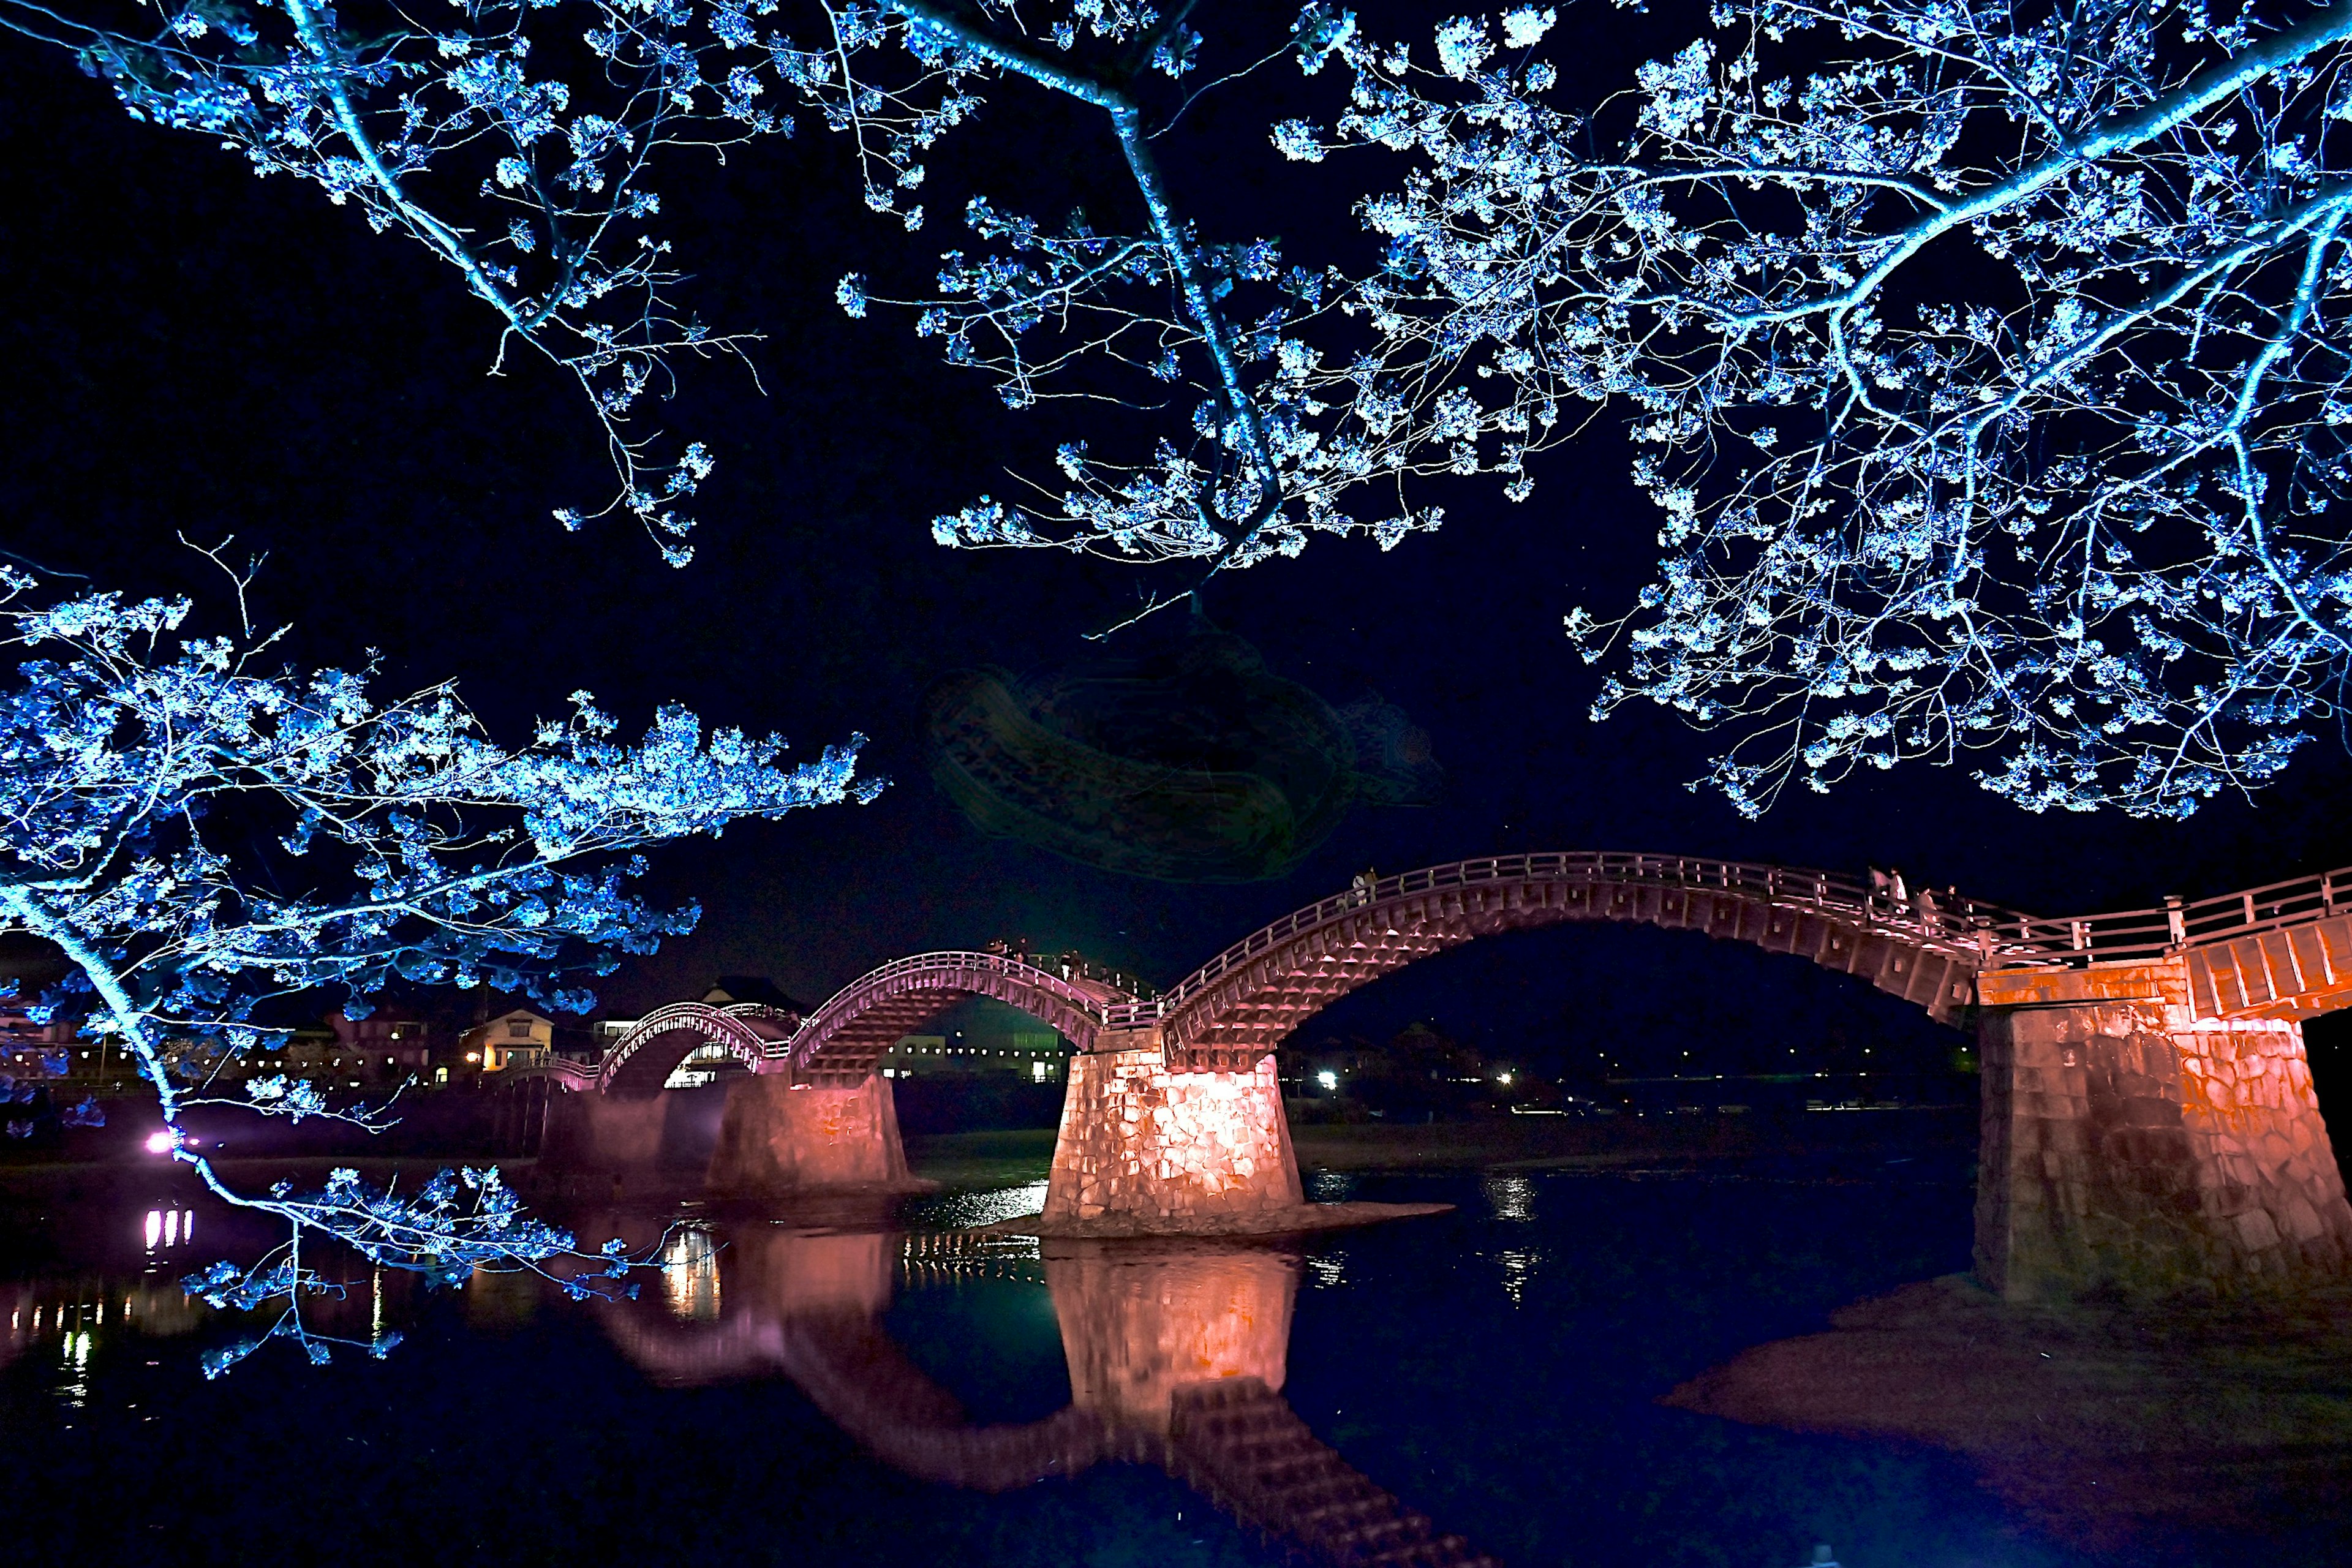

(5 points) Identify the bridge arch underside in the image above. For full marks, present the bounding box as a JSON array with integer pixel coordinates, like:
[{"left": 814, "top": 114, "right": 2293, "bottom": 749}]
[
  {"left": 794, "top": 964, "right": 1099, "bottom": 1087},
  {"left": 1162, "top": 875, "right": 1980, "bottom": 1069},
  {"left": 599, "top": 1011, "right": 788, "bottom": 1096}
]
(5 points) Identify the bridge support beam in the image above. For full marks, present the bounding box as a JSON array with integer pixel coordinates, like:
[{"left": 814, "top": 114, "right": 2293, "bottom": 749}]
[
  {"left": 1975, "top": 961, "right": 2352, "bottom": 1299},
  {"left": 1042, "top": 1029, "right": 1302, "bottom": 1233},
  {"left": 707, "top": 1072, "right": 916, "bottom": 1195}
]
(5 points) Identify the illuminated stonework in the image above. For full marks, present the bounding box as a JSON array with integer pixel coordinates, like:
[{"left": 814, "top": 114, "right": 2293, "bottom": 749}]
[
  {"left": 1041, "top": 1031, "right": 1303, "bottom": 1232},
  {"left": 1977, "top": 976, "right": 2352, "bottom": 1299},
  {"left": 708, "top": 1074, "right": 916, "bottom": 1194},
  {"left": 1051, "top": 1246, "right": 1296, "bottom": 1430}
]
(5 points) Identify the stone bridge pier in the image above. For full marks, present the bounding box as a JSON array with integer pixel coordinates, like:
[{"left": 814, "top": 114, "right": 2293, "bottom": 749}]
[
  {"left": 1041, "top": 1027, "right": 1303, "bottom": 1232},
  {"left": 541, "top": 1088, "right": 707, "bottom": 1185},
  {"left": 546, "top": 1073, "right": 916, "bottom": 1196},
  {"left": 705, "top": 1073, "right": 916, "bottom": 1196},
  {"left": 1975, "top": 961, "right": 2352, "bottom": 1299}
]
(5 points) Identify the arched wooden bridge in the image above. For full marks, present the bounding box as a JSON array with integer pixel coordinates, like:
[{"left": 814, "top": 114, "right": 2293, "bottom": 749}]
[
  {"left": 554, "top": 851, "right": 2352, "bottom": 1093},
  {"left": 591, "top": 1000, "right": 801, "bottom": 1095}
]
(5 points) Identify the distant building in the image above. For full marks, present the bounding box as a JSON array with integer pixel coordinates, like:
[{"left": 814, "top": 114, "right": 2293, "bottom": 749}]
[
  {"left": 461, "top": 1008, "right": 555, "bottom": 1072},
  {"left": 702, "top": 976, "right": 807, "bottom": 1012}
]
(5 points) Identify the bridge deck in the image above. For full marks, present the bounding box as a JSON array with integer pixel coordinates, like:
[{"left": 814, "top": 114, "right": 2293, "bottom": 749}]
[{"left": 551, "top": 854, "right": 2352, "bottom": 1090}]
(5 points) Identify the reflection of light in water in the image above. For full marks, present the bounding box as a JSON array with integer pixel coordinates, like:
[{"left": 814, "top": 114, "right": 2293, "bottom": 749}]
[
  {"left": 1305, "top": 1170, "right": 1357, "bottom": 1202},
  {"left": 1494, "top": 1247, "right": 1542, "bottom": 1305},
  {"left": 59, "top": 1327, "right": 91, "bottom": 1407},
  {"left": 1483, "top": 1175, "right": 1535, "bottom": 1222},
  {"left": 143, "top": 1208, "right": 195, "bottom": 1254},
  {"left": 919, "top": 1180, "right": 1051, "bottom": 1230},
  {"left": 662, "top": 1229, "right": 722, "bottom": 1321},
  {"left": 1305, "top": 1251, "right": 1348, "bottom": 1289},
  {"left": 900, "top": 1230, "right": 1044, "bottom": 1285}
]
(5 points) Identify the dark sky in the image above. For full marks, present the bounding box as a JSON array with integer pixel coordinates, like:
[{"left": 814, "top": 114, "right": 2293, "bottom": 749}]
[{"left": 5, "top": 9, "right": 2350, "bottom": 1069}]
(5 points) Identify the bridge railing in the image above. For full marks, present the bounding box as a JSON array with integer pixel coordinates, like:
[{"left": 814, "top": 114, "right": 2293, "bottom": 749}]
[
  {"left": 1151, "top": 852, "right": 2045, "bottom": 1016},
  {"left": 794, "top": 949, "right": 1136, "bottom": 1044},
  {"left": 2012, "top": 863, "right": 2352, "bottom": 968},
  {"left": 571, "top": 862, "right": 2352, "bottom": 1085}
]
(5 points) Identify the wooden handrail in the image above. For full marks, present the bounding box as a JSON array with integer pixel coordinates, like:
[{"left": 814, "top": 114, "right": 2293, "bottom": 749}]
[{"left": 569, "top": 855, "right": 2352, "bottom": 1084}]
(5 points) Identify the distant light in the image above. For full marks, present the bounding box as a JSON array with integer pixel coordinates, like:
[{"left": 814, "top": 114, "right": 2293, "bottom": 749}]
[
  {"left": 1497, "top": 1072, "right": 1513, "bottom": 1086},
  {"left": 144, "top": 1132, "right": 172, "bottom": 1155},
  {"left": 465, "top": 1052, "right": 481, "bottom": 1063},
  {"left": 144, "top": 1210, "right": 162, "bottom": 1248},
  {"left": 1316, "top": 1069, "right": 1338, "bottom": 1091}
]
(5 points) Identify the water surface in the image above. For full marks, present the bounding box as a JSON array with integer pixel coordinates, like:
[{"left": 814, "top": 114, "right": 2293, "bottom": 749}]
[{"left": 3, "top": 1155, "right": 2337, "bottom": 1566}]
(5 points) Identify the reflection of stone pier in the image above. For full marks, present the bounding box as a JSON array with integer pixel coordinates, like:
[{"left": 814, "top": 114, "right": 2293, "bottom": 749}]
[
  {"left": 597, "top": 1227, "right": 1495, "bottom": 1566},
  {"left": 1050, "top": 1244, "right": 1494, "bottom": 1566},
  {"left": 1050, "top": 1242, "right": 1295, "bottom": 1428}
]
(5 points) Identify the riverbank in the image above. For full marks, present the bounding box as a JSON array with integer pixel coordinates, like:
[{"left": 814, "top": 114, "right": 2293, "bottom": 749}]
[
  {"left": 901, "top": 1106, "right": 1977, "bottom": 1191},
  {"left": 1668, "top": 1272, "right": 2352, "bottom": 1556},
  {"left": 0, "top": 1107, "right": 1977, "bottom": 1209}
]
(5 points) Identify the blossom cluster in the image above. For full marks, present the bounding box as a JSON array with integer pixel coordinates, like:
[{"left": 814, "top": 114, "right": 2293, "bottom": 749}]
[{"left": 0, "top": 573, "right": 875, "bottom": 1361}]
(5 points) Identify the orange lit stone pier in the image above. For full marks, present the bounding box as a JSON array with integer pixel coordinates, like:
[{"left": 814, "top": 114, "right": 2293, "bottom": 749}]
[
  {"left": 707, "top": 1074, "right": 916, "bottom": 1196},
  {"left": 1039, "top": 1026, "right": 1303, "bottom": 1232},
  {"left": 1975, "top": 957, "right": 2352, "bottom": 1299}
]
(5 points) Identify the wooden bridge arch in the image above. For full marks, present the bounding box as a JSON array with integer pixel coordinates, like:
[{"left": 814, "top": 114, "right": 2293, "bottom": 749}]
[
  {"left": 743, "top": 856, "right": 2020, "bottom": 1088},
  {"left": 573, "top": 853, "right": 2352, "bottom": 1088},
  {"left": 786, "top": 952, "right": 1133, "bottom": 1087},
  {"left": 595, "top": 1001, "right": 799, "bottom": 1095},
  {"left": 1151, "top": 854, "right": 2011, "bottom": 1071}
]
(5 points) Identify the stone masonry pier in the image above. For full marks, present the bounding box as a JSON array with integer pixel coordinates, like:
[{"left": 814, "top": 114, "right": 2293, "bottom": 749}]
[
  {"left": 706, "top": 1073, "right": 919, "bottom": 1196},
  {"left": 1976, "top": 960, "right": 2352, "bottom": 1299},
  {"left": 1040, "top": 1027, "right": 1303, "bottom": 1234}
]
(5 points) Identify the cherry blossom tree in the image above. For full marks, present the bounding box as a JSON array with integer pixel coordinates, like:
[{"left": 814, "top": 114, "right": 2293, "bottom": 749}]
[
  {"left": 1512, "top": 0, "right": 2352, "bottom": 818},
  {"left": 10, "top": 0, "right": 2352, "bottom": 823},
  {"left": 0, "top": 570, "right": 876, "bottom": 1369}
]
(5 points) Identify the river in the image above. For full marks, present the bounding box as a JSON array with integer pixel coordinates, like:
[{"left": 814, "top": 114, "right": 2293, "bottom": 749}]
[{"left": 2, "top": 1149, "right": 2343, "bottom": 1566}]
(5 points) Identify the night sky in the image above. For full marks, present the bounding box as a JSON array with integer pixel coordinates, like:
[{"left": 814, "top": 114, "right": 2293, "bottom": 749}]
[{"left": 6, "top": 10, "right": 2351, "bottom": 1077}]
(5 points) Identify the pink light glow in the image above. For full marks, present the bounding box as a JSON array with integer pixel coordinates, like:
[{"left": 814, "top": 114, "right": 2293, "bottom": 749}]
[{"left": 145, "top": 1131, "right": 173, "bottom": 1154}]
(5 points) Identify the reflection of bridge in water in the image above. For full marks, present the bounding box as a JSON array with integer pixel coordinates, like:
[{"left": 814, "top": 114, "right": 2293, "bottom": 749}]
[
  {"left": 599, "top": 1226, "right": 1497, "bottom": 1567},
  {"left": 546, "top": 853, "right": 2352, "bottom": 1299}
]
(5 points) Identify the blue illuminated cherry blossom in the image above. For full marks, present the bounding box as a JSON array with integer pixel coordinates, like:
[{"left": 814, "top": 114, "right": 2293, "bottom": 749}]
[
  {"left": 0, "top": 570, "right": 876, "bottom": 1365},
  {"left": 9, "top": 0, "right": 2351, "bottom": 815}
]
